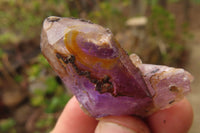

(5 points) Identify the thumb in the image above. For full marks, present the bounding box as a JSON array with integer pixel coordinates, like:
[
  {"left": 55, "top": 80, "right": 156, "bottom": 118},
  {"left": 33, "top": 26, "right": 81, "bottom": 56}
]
[{"left": 95, "top": 116, "right": 150, "bottom": 133}]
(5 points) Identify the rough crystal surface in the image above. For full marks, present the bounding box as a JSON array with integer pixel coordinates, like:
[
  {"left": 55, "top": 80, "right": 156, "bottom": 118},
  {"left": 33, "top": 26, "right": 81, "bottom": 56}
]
[{"left": 41, "top": 16, "right": 193, "bottom": 117}]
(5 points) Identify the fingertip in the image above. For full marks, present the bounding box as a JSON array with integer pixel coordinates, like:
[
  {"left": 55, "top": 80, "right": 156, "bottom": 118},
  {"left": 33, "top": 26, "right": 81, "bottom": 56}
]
[
  {"left": 95, "top": 115, "right": 150, "bottom": 133},
  {"left": 147, "top": 98, "right": 193, "bottom": 133},
  {"left": 52, "top": 96, "right": 97, "bottom": 133}
]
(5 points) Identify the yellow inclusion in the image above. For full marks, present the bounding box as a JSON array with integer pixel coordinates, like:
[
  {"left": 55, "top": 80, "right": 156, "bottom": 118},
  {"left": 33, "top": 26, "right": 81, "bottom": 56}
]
[{"left": 64, "top": 30, "right": 118, "bottom": 69}]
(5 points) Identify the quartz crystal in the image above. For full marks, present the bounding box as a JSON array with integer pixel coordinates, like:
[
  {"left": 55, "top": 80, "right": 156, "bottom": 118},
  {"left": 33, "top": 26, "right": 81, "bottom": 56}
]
[{"left": 41, "top": 16, "right": 193, "bottom": 117}]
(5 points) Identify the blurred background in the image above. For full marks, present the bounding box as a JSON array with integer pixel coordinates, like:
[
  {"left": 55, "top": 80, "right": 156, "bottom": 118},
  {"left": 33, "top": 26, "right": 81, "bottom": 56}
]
[{"left": 0, "top": 0, "right": 199, "bottom": 132}]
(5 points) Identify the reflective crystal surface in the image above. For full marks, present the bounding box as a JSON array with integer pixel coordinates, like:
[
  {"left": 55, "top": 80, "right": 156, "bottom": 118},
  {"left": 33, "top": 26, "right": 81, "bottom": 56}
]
[{"left": 41, "top": 16, "right": 193, "bottom": 117}]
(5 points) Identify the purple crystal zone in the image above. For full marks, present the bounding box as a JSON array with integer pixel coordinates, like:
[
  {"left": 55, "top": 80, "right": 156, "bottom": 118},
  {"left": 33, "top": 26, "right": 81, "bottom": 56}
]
[
  {"left": 76, "top": 39, "right": 116, "bottom": 59},
  {"left": 62, "top": 65, "right": 153, "bottom": 117}
]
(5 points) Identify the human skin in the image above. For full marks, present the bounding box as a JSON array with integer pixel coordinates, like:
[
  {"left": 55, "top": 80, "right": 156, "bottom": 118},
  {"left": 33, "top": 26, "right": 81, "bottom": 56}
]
[{"left": 51, "top": 96, "right": 193, "bottom": 133}]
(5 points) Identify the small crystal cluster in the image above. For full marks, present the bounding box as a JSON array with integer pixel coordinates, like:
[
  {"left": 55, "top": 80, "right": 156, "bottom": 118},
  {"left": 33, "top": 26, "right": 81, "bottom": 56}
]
[{"left": 41, "top": 16, "right": 193, "bottom": 118}]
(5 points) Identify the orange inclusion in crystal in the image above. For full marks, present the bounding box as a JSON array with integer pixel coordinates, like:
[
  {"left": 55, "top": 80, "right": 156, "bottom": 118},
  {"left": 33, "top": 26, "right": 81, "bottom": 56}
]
[{"left": 64, "top": 31, "right": 118, "bottom": 69}]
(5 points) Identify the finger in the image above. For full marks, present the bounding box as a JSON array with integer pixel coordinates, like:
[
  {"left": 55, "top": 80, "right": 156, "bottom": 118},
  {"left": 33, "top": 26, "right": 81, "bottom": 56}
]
[
  {"left": 95, "top": 115, "right": 150, "bottom": 133},
  {"left": 51, "top": 96, "right": 98, "bottom": 133},
  {"left": 147, "top": 98, "right": 193, "bottom": 133}
]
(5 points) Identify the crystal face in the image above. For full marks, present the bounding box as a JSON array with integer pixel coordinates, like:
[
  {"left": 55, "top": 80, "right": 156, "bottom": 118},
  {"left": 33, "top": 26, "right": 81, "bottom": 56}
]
[{"left": 40, "top": 16, "right": 193, "bottom": 118}]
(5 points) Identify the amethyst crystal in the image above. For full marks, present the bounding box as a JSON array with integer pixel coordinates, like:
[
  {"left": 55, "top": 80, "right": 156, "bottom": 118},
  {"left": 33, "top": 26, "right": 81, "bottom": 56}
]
[{"left": 41, "top": 16, "right": 193, "bottom": 117}]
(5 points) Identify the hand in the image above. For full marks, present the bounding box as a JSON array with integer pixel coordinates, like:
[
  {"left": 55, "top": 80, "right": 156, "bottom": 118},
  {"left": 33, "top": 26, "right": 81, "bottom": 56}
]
[{"left": 51, "top": 96, "right": 193, "bottom": 133}]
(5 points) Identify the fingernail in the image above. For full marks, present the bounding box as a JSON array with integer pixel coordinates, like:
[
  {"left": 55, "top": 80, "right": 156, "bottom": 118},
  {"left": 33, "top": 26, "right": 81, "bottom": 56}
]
[{"left": 95, "top": 121, "right": 136, "bottom": 133}]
